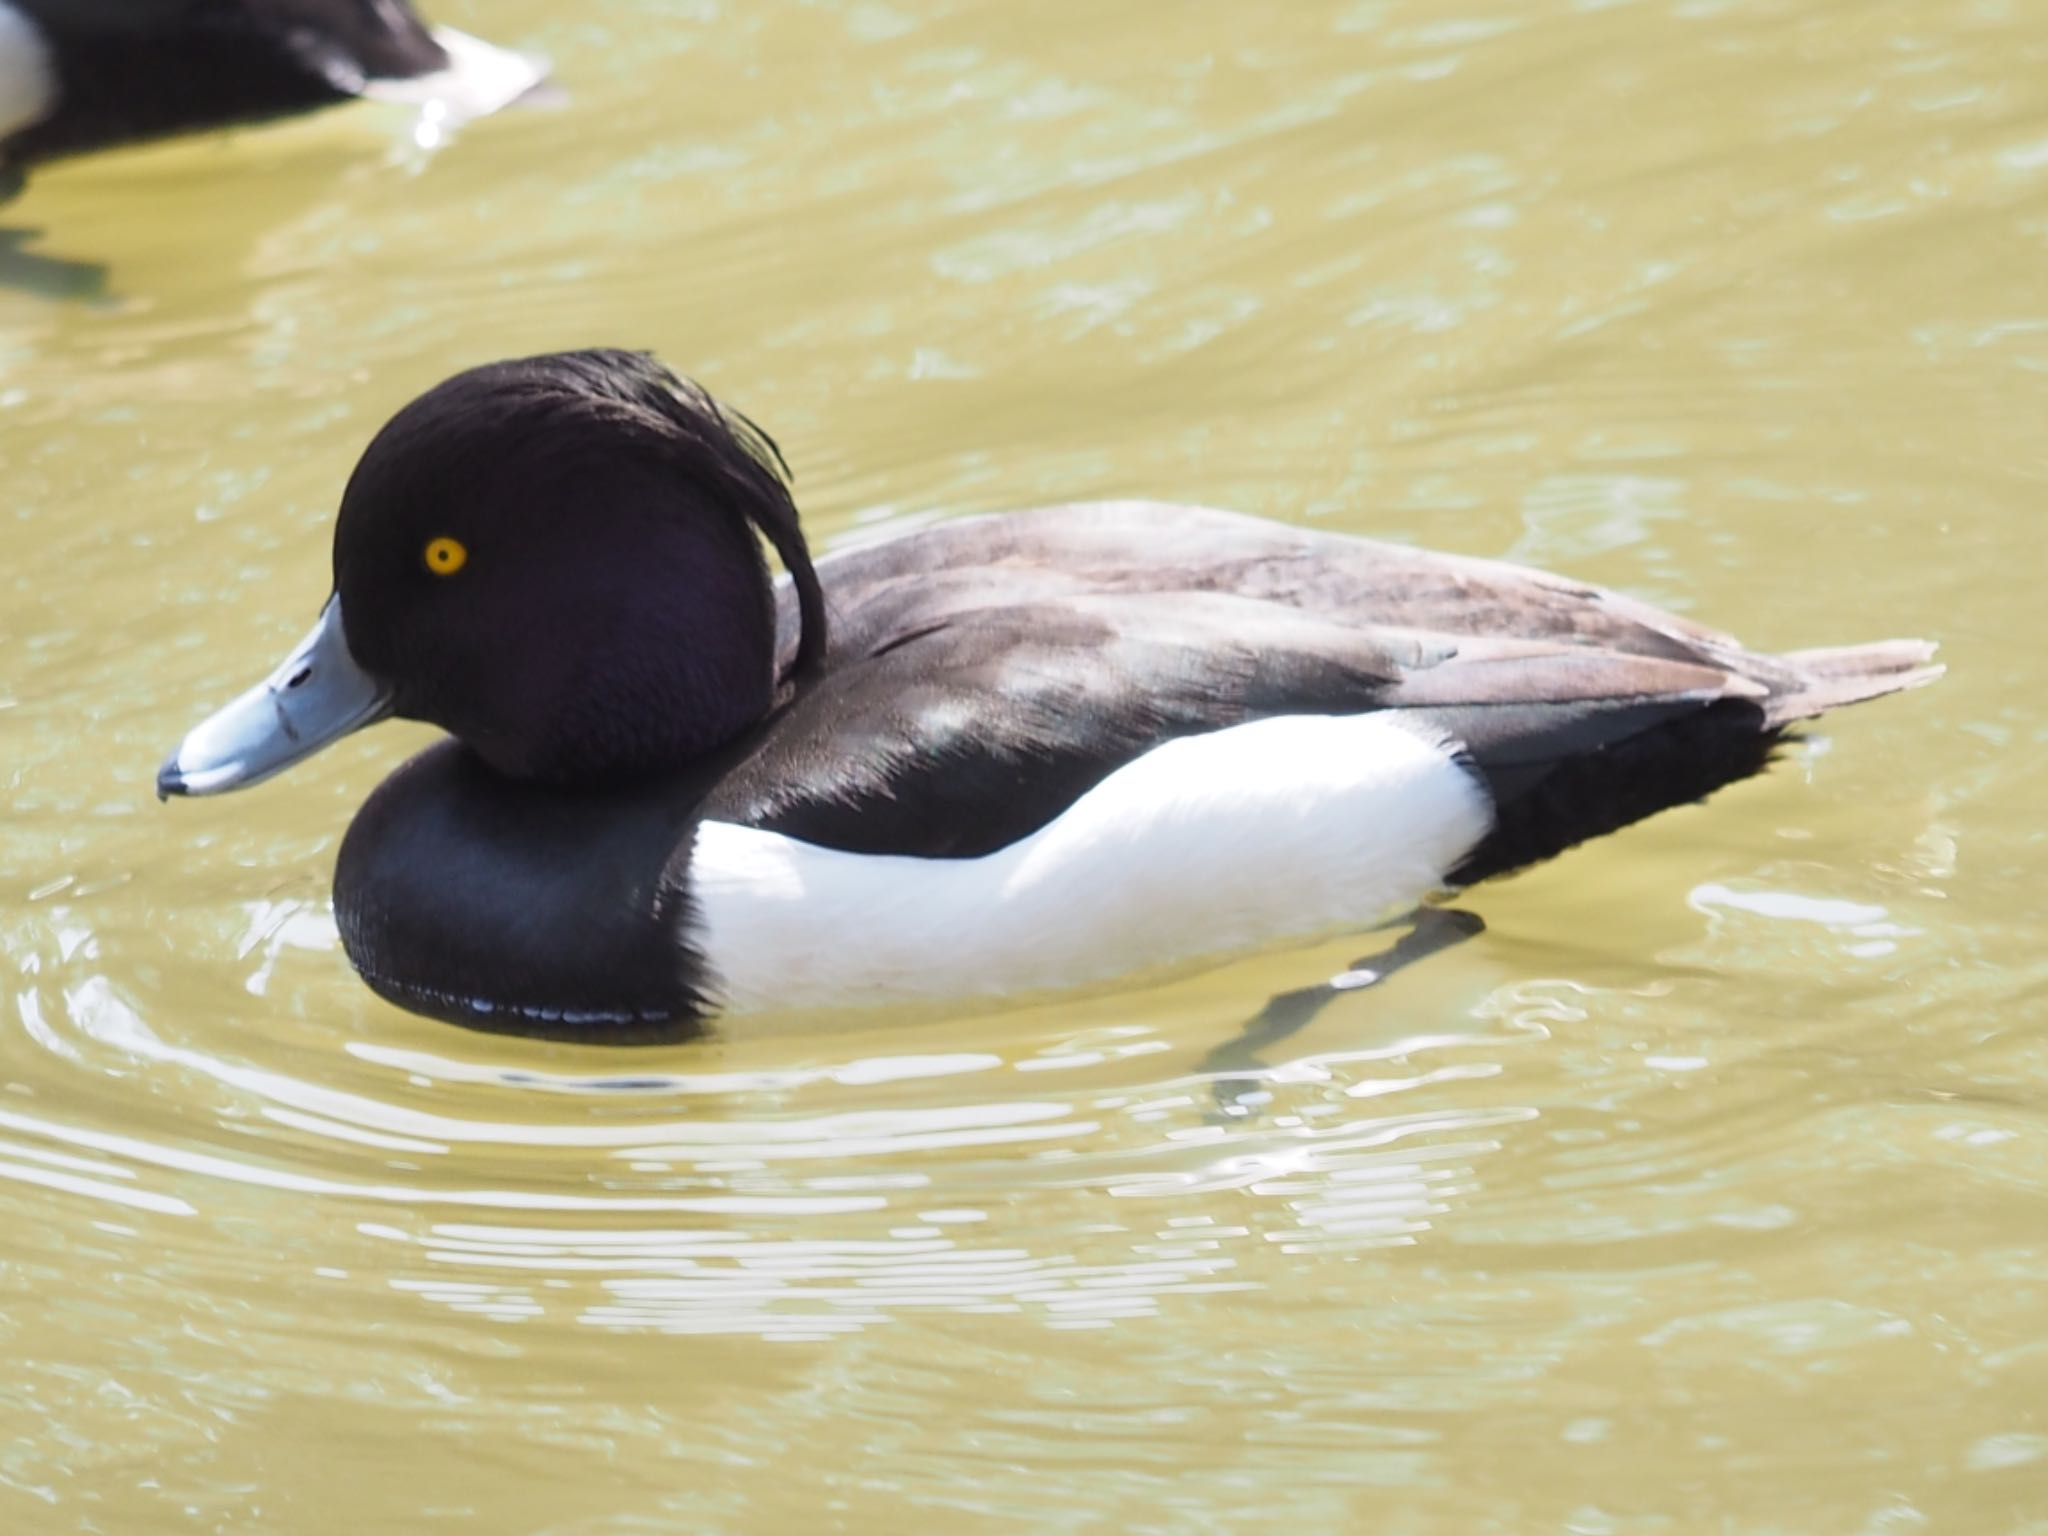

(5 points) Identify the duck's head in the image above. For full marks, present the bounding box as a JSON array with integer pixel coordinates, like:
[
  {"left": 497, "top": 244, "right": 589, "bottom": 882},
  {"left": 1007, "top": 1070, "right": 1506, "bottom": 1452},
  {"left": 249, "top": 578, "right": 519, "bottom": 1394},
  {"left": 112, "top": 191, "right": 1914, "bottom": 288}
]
[{"left": 159, "top": 350, "right": 826, "bottom": 798}]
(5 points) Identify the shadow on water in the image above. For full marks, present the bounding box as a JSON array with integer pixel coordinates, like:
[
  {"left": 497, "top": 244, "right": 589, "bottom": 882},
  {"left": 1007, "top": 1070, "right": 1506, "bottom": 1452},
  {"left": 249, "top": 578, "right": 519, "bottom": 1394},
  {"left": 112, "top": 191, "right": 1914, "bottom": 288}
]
[
  {"left": 480, "top": 907, "right": 1493, "bottom": 1114},
  {"left": 0, "top": 224, "right": 111, "bottom": 304},
  {"left": 1202, "top": 907, "right": 1488, "bottom": 1117},
  {"left": 2, "top": 924, "right": 1544, "bottom": 1342}
]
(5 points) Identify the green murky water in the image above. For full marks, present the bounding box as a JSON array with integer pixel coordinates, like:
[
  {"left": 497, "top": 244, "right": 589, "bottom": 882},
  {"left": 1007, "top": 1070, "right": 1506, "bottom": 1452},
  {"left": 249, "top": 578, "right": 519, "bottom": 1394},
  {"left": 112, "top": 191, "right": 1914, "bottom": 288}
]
[{"left": 2, "top": 0, "right": 2044, "bottom": 1529}]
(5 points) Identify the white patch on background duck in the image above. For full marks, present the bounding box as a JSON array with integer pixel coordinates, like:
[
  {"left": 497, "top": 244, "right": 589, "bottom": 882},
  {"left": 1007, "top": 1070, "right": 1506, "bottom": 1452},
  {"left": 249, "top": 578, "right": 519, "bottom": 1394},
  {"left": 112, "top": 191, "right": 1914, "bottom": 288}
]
[
  {"left": 691, "top": 712, "right": 1494, "bottom": 1014},
  {"left": 361, "top": 27, "right": 548, "bottom": 133},
  {"left": 0, "top": 3, "right": 56, "bottom": 142}
]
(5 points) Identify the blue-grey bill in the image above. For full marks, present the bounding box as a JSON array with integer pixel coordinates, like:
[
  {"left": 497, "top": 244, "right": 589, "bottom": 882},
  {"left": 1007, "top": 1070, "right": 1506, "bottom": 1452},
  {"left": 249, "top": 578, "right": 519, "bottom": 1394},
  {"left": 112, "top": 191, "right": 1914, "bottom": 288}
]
[{"left": 157, "top": 598, "right": 393, "bottom": 799}]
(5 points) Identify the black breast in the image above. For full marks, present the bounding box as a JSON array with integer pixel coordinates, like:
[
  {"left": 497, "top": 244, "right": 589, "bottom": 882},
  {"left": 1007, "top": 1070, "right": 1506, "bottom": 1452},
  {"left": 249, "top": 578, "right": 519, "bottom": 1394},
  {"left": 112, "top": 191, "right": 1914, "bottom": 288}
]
[{"left": 333, "top": 742, "right": 714, "bottom": 1041}]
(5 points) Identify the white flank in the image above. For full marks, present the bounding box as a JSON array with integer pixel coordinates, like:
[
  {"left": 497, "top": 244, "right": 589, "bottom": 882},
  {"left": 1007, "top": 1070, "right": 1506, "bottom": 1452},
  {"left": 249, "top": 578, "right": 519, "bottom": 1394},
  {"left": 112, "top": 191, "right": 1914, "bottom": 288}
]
[
  {"left": 0, "top": 2, "right": 56, "bottom": 141},
  {"left": 361, "top": 27, "right": 547, "bottom": 123},
  {"left": 691, "top": 713, "right": 1494, "bottom": 1014}
]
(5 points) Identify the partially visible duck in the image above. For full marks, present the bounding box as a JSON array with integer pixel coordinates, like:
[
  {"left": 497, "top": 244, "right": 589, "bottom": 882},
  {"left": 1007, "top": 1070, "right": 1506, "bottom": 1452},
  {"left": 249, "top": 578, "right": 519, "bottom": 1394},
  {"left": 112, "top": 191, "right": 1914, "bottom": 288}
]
[
  {"left": 157, "top": 350, "right": 1941, "bottom": 1041},
  {"left": 0, "top": 0, "right": 544, "bottom": 182}
]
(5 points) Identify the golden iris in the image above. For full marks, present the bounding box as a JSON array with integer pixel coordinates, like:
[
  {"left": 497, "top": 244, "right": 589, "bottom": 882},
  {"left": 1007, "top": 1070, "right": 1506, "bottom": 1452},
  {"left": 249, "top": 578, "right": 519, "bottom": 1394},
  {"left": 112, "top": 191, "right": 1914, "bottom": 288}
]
[{"left": 423, "top": 536, "right": 468, "bottom": 576}]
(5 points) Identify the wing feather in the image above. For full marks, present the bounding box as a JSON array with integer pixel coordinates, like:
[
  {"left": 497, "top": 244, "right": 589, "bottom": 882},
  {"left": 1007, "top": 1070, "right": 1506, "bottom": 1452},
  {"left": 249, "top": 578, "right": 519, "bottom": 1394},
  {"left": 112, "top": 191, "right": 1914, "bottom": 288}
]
[{"left": 715, "top": 505, "right": 1783, "bottom": 857}]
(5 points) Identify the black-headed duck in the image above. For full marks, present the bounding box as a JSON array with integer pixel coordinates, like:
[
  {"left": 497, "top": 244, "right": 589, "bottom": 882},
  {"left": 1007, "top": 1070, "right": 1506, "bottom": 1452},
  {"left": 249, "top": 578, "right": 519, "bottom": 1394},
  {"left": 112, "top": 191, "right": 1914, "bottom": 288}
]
[
  {"left": 0, "top": 0, "right": 543, "bottom": 183},
  {"left": 159, "top": 350, "right": 1941, "bottom": 1040}
]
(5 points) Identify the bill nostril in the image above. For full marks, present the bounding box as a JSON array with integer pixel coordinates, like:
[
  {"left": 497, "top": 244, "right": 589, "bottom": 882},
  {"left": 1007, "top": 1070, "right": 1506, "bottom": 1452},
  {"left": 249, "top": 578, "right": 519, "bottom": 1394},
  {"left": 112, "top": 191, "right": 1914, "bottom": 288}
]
[{"left": 285, "top": 666, "right": 313, "bottom": 690}]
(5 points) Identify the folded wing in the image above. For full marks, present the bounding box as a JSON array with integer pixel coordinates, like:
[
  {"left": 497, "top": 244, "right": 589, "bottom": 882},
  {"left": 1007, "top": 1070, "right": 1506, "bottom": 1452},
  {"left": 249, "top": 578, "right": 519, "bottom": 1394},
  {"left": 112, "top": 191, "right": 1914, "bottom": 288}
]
[{"left": 704, "top": 502, "right": 1938, "bottom": 871}]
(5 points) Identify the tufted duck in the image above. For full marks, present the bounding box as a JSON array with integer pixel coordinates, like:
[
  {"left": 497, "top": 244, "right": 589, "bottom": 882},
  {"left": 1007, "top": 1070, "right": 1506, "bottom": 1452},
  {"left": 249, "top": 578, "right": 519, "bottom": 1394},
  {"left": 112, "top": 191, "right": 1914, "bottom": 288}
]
[
  {"left": 158, "top": 350, "right": 1942, "bottom": 1040},
  {"left": 0, "top": 0, "right": 543, "bottom": 179}
]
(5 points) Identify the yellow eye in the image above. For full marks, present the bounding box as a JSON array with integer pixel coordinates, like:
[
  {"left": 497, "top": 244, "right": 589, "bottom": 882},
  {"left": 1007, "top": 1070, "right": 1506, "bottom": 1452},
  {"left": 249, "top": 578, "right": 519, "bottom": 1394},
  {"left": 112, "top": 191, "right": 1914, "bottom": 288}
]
[{"left": 423, "top": 536, "right": 468, "bottom": 576}]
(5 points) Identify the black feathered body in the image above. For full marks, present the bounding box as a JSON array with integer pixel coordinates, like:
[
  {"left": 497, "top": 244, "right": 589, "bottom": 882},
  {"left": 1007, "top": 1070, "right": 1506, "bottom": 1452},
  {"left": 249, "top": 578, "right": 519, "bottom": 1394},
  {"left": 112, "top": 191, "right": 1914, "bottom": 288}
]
[
  {"left": 334, "top": 500, "right": 1937, "bottom": 1037},
  {"left": 4, "top": 0, "right": 447, "bottom": 165},
  {"left": 713, "top": 501, "right": 1929, "bottom": 856}
]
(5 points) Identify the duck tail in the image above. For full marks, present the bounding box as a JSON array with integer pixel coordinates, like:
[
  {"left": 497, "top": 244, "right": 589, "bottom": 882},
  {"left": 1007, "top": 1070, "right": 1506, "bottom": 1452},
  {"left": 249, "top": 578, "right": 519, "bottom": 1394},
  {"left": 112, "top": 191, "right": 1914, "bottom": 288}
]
[{"left": 1764, "top": 639, "right": 1944, "bottom": 727}]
